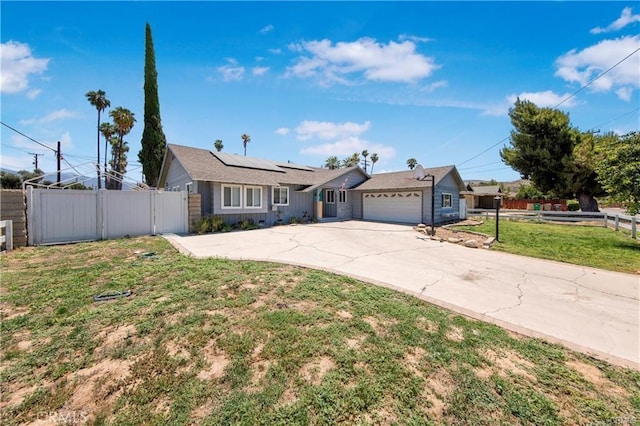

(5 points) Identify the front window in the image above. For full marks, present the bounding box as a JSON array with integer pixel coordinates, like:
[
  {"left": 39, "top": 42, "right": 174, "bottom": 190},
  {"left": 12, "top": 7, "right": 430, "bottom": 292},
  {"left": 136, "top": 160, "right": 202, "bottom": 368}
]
[
  {"left": 273, "top": 187, "right": 289, "bottom": 206},
  {"left": 245, "top": 186, "right": 262, "bottom": 208},
  {"left": 442, "top": 193, "right": 452, "bottom": 208},
  {"left": 326, "top": 189, "right": 335, "bottom": 204},
  {"left": 185, "top": 182, "right": 193, "bottom": 193},
  {"left": 222, "top": 185, "right": 241, "bottom": 208},
  {"left": 339, "top": 190, "right": 347, "bottom": 203}
]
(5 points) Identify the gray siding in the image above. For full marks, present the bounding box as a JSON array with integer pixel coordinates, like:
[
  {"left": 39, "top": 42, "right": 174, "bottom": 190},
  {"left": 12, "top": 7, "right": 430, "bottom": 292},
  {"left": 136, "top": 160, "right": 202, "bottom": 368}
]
[
  {"left": 164, "top": 160, "right": 191, "bottom": 191},
  {"left": 319, "top": 169, "right": 368, "bottom": 220},
  {"left": 208, "top": 183, "right": 313, "bottom": 225},
  {"left": 434, "top": 173, "right": 461, "bottom": 223}
]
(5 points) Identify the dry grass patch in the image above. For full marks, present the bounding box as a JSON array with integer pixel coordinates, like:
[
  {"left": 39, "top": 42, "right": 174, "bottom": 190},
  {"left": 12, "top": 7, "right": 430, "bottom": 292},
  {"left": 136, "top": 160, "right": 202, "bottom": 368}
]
[{"left": 300, "top": 356, "right": 336, "bottom": 385}]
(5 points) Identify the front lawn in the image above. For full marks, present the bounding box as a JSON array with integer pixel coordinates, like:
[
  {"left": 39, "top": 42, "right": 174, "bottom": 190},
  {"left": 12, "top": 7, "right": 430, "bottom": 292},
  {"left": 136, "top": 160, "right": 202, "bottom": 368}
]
[
  {"left": 1, "top": 237, "right": 638, "bottom": 425},
  {"left": 454, "top": 219, "right": 640, "bottom": 274}
]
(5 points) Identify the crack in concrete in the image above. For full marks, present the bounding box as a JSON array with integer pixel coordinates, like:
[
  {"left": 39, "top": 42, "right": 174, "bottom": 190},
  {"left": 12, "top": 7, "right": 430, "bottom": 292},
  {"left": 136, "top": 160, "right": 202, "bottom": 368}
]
[
  {"left": 483, "top": 273, "right": 526, "bottom": 315},
  {"left": 421, "top": 275, "right": 444, "bottom": 293}
]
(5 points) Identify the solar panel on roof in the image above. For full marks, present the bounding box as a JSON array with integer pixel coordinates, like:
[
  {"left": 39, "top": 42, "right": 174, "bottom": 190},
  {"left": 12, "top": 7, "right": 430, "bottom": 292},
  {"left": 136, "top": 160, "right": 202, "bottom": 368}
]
[
  {"left": 213, "top": 152, "right": 284, "bottom": 173},
  {"left": 276, "top": 162, "right": 312, "bottom": 171}
]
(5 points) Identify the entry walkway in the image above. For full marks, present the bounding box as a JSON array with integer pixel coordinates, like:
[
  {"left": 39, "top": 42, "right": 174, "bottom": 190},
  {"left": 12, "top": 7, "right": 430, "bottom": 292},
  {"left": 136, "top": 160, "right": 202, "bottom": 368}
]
[{"left": 164, "top": 221, "right": 639, "bottom": 369}]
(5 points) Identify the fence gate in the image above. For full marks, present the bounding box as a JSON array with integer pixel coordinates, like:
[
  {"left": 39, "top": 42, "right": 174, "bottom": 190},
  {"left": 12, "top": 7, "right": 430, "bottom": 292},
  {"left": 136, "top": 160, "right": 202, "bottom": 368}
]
[{"left": 27, "top": 188, "right": 187, "bottom": 245}]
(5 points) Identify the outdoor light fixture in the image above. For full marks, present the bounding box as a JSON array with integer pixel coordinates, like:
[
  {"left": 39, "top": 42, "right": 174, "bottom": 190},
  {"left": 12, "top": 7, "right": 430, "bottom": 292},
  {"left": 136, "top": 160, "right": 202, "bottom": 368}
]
[{"left": 494, "top": 195, "right": 502, "bottom": 242}]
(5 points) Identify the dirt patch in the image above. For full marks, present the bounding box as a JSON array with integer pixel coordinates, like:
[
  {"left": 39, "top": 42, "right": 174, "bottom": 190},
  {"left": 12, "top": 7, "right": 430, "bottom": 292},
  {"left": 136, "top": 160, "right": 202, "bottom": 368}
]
[
  {"left": 1, "top": 304, "right": 29, "bottom": 321},
  {"left": 165, "top": 339, "right": 190, "bottom": 359},
  {"left": 64, "top": 358, "right": 134, "bottom": 423},
  {"left": 424, "top": 368, "right": 455, "bottom": 419},
  {"left": 416, "top": 317, "right": 438, "bottom": 333},
  {"left": 483, "top": 349, "right": 536, "bottom": 381},
  {"left": 197, "top": 342, "right": 229, "bottom": 381},
  {"left": 300, "top": 356, "right": 336, "bottom": 385},
  {"left": 566, "top": 359, "right": 628, "bottom": 397},
  {"left": 404, "top": 346, "right": 427, "bottom": 378},
  {"left": 345, "top": 334, "right": 366, "bottom": 349},
  {"left": 446, "top": 326, "right": 465, "bottom": 342},
  {"left": 95, "top": 324, "right": 136, "bottom": 356},
  {"left": 416, "top": 221, "right": 490, "bottom": 248},
  {"left": 336, "top": 310, "right": 353, "bottom": 319}
]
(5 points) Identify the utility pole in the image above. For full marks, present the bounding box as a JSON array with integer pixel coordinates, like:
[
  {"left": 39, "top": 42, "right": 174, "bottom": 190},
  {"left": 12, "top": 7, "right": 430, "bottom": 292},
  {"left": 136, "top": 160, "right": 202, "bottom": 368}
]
[{"left": 29, "top": 152, "right": 43, "bottom": 170}]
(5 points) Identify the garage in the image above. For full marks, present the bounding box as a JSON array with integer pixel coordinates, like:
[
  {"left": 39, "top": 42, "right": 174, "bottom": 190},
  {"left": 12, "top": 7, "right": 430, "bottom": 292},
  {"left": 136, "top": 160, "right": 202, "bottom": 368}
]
[{"left": 363, "top": 191, "right": 422, "bottom": 224}]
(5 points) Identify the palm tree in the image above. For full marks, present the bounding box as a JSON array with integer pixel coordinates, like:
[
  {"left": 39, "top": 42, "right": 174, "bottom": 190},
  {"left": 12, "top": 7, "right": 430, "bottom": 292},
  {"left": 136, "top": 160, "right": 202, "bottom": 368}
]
[
  {"left": 99, "top": 122, "right": 117, "bottom": 188},
  {"left": 343, "top": 152, "right": 360, "bottom": 168},
  {"left": 241, "top": 134, "right": 251, "bottom": 156},
  {"left": 407, "top": 158, "right": 418, "bottom": 170},
  {"left": 361, "top": 149, "right": 369, "bottom": 173},
  {"left": 324, "top": 156, "right": 340, "bottom": 169},
  {"left": 86, "top": 90, "right": 110, "bottom": 189},
  {"left": 370, "top": 153, "right": 379, "bottom": 174},
  {"left": 214, "top": 139, "right": 224, "bottom": 152},
  {"left": 109, "top": 107, "right": 136, "bottom": 189}
]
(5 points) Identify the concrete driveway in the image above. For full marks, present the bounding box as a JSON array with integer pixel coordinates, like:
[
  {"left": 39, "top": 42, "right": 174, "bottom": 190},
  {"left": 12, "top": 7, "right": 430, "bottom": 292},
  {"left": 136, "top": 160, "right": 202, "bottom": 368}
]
[{"left": 164, "top": 221, "right": 639, "bottom": 369}]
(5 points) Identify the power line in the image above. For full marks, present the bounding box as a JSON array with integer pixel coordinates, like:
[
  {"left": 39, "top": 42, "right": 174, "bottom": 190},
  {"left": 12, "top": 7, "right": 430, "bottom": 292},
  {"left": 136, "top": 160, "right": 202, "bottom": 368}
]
[
  {"left": 1, "top": 121, "right": 57, "bottom": 153},
  {"left": 457, "top": 47, "right": 640, "bottom": 167},
  {"left": 587, "top": 107, "right": 640, "bottom": 132}
]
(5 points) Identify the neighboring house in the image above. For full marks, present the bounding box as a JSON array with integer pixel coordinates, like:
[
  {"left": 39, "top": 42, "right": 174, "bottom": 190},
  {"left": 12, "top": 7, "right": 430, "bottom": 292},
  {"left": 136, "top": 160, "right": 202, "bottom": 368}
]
[
  {"left": 157, "top": 144, "right": 465, "bottom": 226},
  {"left": 461, "top": 184, "right": 503, "bottom": 209}
]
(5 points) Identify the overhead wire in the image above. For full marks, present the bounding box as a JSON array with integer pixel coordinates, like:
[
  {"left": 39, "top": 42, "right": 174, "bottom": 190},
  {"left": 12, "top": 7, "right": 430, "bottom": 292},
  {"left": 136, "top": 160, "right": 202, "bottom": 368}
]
[
  {"left": 1, "top": 121, "right": 57, "bottom": 153},
  {"left": 456, "top": 46, "right": 640, "bottom": 167}
]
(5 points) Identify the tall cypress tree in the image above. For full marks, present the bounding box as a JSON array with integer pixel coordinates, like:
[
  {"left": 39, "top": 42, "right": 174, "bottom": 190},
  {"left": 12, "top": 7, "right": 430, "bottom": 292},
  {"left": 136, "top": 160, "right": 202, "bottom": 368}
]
[{"left": 139, "top": 22, "right": 167, "bottom": 187}]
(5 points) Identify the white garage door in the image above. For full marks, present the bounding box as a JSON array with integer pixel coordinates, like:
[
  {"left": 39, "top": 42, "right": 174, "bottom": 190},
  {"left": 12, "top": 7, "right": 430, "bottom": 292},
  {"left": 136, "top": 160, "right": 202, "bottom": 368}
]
[{"left": 363, "top": 191, "right": 422, "bottom": 224}]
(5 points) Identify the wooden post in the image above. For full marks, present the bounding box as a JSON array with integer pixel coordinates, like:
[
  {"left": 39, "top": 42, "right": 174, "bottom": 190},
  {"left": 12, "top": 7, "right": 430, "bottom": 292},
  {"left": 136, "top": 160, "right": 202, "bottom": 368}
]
[
  {"left": 614, "top": 215, "right": 619, "bottom": 231},
  {"left": 603, "top": 213, "right": 608, "bottom": 228},
  {"left": 632, "top": 217, "right": 637, "bottom": 239}
]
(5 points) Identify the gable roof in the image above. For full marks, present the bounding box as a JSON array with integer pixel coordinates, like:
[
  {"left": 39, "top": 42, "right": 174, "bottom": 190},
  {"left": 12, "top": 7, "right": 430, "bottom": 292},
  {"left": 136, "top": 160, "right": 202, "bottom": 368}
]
[
  {"left": 158, "top": 144, "right": 367, "bottom": 188},
  {"left": 462, "top": 185, "right": 503, "bottom": 196},
  {"left": 353, "top": 165, "right": 465, "bottom": 191}
]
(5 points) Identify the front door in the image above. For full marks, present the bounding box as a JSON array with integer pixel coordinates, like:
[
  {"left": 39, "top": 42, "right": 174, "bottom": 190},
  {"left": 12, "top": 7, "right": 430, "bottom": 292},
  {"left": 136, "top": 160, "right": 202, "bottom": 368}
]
[{"left": 324, "top": 189, "right": 337, "bottom": 218}]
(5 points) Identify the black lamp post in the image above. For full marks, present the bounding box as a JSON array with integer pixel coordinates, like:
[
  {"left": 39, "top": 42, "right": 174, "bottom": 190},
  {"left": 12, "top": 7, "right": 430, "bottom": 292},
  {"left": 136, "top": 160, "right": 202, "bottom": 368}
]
[
  {"left": 428, "top": 174, "right": 435, "bottom": 236},
  {"left": 494, "top": 195, "right": 501, "bottom": 242}
]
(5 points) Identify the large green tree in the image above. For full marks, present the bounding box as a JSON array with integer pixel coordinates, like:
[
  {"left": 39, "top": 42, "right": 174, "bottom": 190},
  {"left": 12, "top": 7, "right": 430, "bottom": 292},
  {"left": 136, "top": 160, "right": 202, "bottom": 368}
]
[
  {"left": 109, "top": 107, "right": 136, "bottom": 190},
  {"left": 406, "top": 158, "right": 417, "bottom": 170},
  {"left": 85, "top": 90, "right": 110, "bottom": 189},
  {"left": 138, "top": 22, "right": 167, "bottom": 188},
  {"left": 595, "top": 131, "right": 640, "bottom": 215},
  {"left": 99, "top": 122, "right": 117, "bottom": 188},
  {"left": 500, "top": 99, "right": 603, "bottom": 212},
  {"left": 214, "top": 139, "right": 224, "bottom": 152}
]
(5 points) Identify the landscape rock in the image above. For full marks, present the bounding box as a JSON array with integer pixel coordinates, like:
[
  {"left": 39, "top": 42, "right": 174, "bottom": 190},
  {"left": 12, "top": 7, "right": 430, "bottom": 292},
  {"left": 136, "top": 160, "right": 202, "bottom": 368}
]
[
  {"left": 447, "top": 237, "right": 463, "bottom": 243},
  {"left": 464, "top": 239, "right": 480, "bottom": 248}
]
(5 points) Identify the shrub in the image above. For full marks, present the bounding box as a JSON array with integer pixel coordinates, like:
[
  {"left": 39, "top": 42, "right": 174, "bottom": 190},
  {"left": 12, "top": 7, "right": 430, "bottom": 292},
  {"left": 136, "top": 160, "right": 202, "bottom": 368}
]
[
  {"left": 211, "top": 216, "right": 224, "bottom": 232},
  {"left": 567, "top": 200, "right": 580, "bottom": 211},
  {"left": 240, "top": 219, "right": 258, "bottom": 230},
  {"left": 194, "top": 217, "right": 211, "bottom": 234}
]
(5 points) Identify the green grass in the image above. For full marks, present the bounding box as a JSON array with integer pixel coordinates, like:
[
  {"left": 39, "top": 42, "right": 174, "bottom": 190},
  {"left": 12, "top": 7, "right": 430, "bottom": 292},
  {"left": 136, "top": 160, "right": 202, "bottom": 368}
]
[
  {"left": 1, "top": 237, "right": 639, "bottom": 425},
  {"left": 454, "top": 219, "right": 640, "bottom": 274}
]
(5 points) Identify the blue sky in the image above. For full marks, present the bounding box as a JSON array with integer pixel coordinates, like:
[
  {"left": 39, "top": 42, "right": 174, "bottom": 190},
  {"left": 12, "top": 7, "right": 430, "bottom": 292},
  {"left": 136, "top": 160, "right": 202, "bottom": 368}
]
[{"left": 2, "top": 1, "right": 639, "bottom": 183}]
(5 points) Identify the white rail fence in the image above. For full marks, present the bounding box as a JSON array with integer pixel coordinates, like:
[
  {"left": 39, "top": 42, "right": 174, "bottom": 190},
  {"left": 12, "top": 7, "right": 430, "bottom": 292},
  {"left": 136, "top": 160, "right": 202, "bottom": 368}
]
[
  {"left": 0, "top": 220, "right": 13, "bottom": 252},
  {"left": 27, "top": 188, "right": 188, "bottom": 245},
  {"left": 467, "top": 209, "right": 637, "bottom": 239}
]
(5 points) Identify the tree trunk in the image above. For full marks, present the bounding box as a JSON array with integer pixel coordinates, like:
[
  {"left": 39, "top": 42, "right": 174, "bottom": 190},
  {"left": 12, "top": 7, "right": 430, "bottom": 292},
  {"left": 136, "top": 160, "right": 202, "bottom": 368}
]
[{"left": 576, "top": 191, "right": 599, "bottom": 212}]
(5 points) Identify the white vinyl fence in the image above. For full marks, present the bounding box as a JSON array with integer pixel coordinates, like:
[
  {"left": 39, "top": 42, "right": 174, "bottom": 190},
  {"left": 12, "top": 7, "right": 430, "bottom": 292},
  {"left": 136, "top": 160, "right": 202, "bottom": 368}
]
[{"left": 27, "top": 188, "right": 188, "bottom": 245}]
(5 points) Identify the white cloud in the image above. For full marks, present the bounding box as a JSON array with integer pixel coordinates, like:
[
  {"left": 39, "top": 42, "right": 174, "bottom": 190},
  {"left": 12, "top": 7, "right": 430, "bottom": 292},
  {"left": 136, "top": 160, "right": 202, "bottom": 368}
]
[
  {"left": 300, "top": 136, "right": 396, "bottom": 159},
  {"left": 482, "top": 91, "right": 576, "bottom": 116},
  {"left": 295, "top": 120, "right": 371, "bottom": 141},
  {"left": 217, "top": 58, "right": 245, "bottom": 81},
  {"left": 286, "top": 37, "right": 439, "bottom": 85},
  {"left": 59, "top": 131, "right": 73, "bottom": 149},
  {"left": 590, "top": 7, "right": 640, "bottom": 34},
  {"left": 554, "top": 36, "right": 640, "bottom": 100},
  {"left": 275, "top": 127, "right": 290, "bottom": 135},
  {"left": 398, "top": 34, "right": 432, "bottom": 43},
  {"left": 252, "top": 66, "right": 269, "bottom": 76},
  {"left": 259, "top": 24, "right": 274, "bottom": 34},
  {"left": 0, "top": 40, "right": 49, "bottom": 94},
  {"left": 19, "top": 109, "right": 79, "bottom": 126},
  {"left": 420, "top": 80, "right": 448, "bottom": 93},
  {"left": 27, "top": 89, "right": 42, "bottom": 99},
  {"left": 268, "top": 48, "right": 283, "bottom": 55}
]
